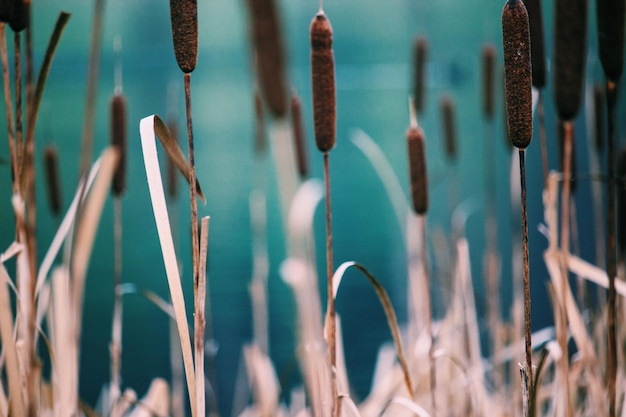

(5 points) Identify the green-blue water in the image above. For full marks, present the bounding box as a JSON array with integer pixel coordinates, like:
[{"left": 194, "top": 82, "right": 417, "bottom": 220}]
[{"left": 1, "top": 0, "right": 625, "bottom": 415}]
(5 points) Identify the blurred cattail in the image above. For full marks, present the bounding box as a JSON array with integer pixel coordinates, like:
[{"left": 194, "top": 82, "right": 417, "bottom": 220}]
[
  {"left": 618, "top": 149, "right": 626, "bottom": 258},
  {"left": 594, "top": 84, "right": 605, "bottom": 151},
  {"left": 0, "top": 0, "right": 13, "bottom": 23},
  {"left": 291, "top": 90, "right": 309, "bottom": 178},
  {"left": 502, "top": 0, "right": 532, "bottom": 149},
  {"left": 482, "top": 44, "right": 496, "bottom": 119},
  {"left": 43, "top": 145, "right": 61, "bottom": 216},
  {"left": 169, "top": 0, "right": 198, "bottom": 73},
  {"left": 310, "top": 11, "right": 336, "bottom": 153},
  {"left": 246, "top": 0, "right": 288, "bottom": 118},
  {"left": 554, "top": 0, "right": 588, "bottom": 120},
  {"left": 110, "top": 93, "right": 127, "bottom": 196},
  {"left": 558, "top": 122, "right": 577, "bottom": 193},
  {"left": 167, "top": 119, "right": 179, "bottom": 199},
  {"left": 253, "top": 87, "right": 266, "bottom": 156},
  {"left": 407, "top": 126, "right": 428, "bottom": 215},
  {"left": 596, "top": 0, "right": 625, "bottom": 82},
  {"left": 524, "top": 0, "right": 546, "bottom": 88},
  {"left": 440, "top": 94, "right": 457, "bottom": 160},
  {"left": 8, "top": 0, "right": 28, "bottom": 32},
  {"left": 412, "top": 37, "right": 428, "bottom": 115}
]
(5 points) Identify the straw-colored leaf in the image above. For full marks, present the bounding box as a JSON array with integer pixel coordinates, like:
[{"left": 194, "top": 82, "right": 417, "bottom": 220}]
[
  {"left": 383, "top": 397, "right": 431, "bottom": 417},
  {"left": 140, "top": 114, "right": 196, "bottom": 417},
  {"left": 127, "top": 378, "right": 170, "bottom": 417},
  {"left": 153, "top": 114, "right": 205, "bottom": 203}
]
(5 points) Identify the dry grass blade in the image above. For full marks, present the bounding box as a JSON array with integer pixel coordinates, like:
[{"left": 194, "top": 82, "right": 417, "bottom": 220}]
[
  {"left": 331, "top": 261, "right": 413, "bottom": 397},
  {"left": 140, "top": 114, "right": 197, "bottom": 417},
  {"left": 195, "top": 216, "right": 209, "bottom": 417},
  {"left": 153, "top": 114, "right": 205, "bottom": 203},
  {"left": 383, "top": 397, "right": 431, "bottom": 417}
]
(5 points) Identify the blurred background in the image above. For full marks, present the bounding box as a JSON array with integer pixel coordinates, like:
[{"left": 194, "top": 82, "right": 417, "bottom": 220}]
[{"left": 0, "top": 0, "right": 625, "bottom": 415}]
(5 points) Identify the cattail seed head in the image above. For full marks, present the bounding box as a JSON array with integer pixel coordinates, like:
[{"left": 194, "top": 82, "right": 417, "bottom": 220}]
[
  {"left": 524, "top": 0, "right": 546, "bottom": 88},
  {"left": 554, "top": 0, "right": 588, "bottom": 121},
  {"left": 596, "top": 0, "right": 625, "bottom": 82},
  {"left": 110, "top": 93, "right": 127, "bottom": 196},
  {"left": 502, "top": 0, "right": 532, "bottom": 149},
  {"left": 246, "top": 0, "right": 288, "bottom": 118},
  {"left": 594, "top": 84, "right": 605, "bottom": 151},
  {"left": 169, "top": 0, "right": 198, "bottom": 73},
  {"left": 9, "top": 0, "right": 28, "bottom": 32},
  {"left": 310, "top": 11, "right": 336, "bottom": 153},
  {"left": 291, "top": 90, "right": 309, "bottom": 178},
  {"left": 440, "top": 94, "right": 457, "bottom": 161},
  {"left": 407, "top": 126, "right": 428, "bottom": 215},
  {"left": 43, "top": 145, "right": 62, "bottom": 216},
  {"left": 0, "top": 0, "right": 14, "bottom": 23},
  {"left": 482, "top": 44, "right": 496, "bottom": 119},
  {"left": 413, "top": 37, "right": 428, "bottom": 115}
]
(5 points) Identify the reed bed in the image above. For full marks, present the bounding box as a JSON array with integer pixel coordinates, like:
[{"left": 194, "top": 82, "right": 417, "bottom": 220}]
[{"left": 1, "top": 1, "right": 626, "bottom": 417}]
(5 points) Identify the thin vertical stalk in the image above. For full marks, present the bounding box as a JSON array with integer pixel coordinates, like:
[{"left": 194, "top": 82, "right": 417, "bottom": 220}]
[
  {"left": 110, "top": 197, "right": 123, "bottom": 414},
  {"left": 184, "top": 72, "right": 200, "bottom": 294},
  {"left": 519, "top": 149, "right": 533, "bottom": 387},
  {"left": 195, "top": 217, "right": 209, "bottom": 417},
  {"left": 0, "top": 23, "right": 17, "bottom": 192}
]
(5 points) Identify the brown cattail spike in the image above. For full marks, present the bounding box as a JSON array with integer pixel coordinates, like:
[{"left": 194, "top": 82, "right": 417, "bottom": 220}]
[
  {"left": 169, "top": 0, "right": 198, "bottom": 73},
  {"left": 482, "top": 44, "right": 496, "bottom": 119},
  {"left": 524, "top": 0, "right": 546, "bottom": 88},
  {"left": 291, "top": 90, "right": 309, "bottom": 178},
  {"left": 110, "top": 93, "right": 127, "bottom": 196},
  {"left": 407, "top": 126, "right": 428, "bottom": 215},
  {"left": 554, "top": 0, "right": 588, "bottom": 121},
  {"left": 43, "top": 145, "right": 61, "bottom": 216},
  {"left": 502, "top": 0, "right": 532, "bottom": 149},
  {"left": 413, "top": 37, "right": 428, "bottom": 115},
  {"left": 0, "top": 0, "right": 13, "bottom": 23},
  {"left": 310, "top": 12, "right": 336, "bottom": 153},
  {"left": 246, "top": 0, "right": 288, "bottom": 118},
  {"left": 8, "top": 0, "right": 28, "bottom": 32},
  {"left": 440, "top": 95, "right": 457, "bottom": 160},
  {"left": 596, "top": 0, "right": 625, "bottom": 82}
]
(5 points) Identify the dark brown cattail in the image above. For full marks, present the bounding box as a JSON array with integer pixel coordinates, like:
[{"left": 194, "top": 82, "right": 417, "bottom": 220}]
[
  {"left": 554, "top": 0, "right": 588, "bottom": 121},
  {"left": 0, "top": 0, "right": 13, "bottom": 23},
  {"left": 310, "top": 11, "right": 336, "bottom": 153},
  {"left": 253, "top": 87, "right": 266, "bottom": 155},
  {"left": 167, "top": 119, "right": 179, "bottom": 199},
  {"left": 169, "top": 0, "right": 198, "bottom": 73},
  {"left": 246, "top": 0, "right": 288, "bottom": 118},
  {"left": 524, "top": 0, "right": 546, "bottom": 88},
  {"left": 440, "top": 94, "right": 457, "bottom": 160},
  {"left": 407, "top": 126, "right": 428, "bottom": 215},
  {"left": 8, "top": 0, "right": 28, "bottom": 32},
  {"left": 596, "top": 0, "right": 625, "bottom": 82},
  {"left": 502, "top": 0, "right": 532, "bottom": 149},
  {"left": 482, "top": 44, "right": 496, "bottom": 119},
  {"left": 43, "top": 145, "right": 61, "bottom": 216},
  {"left": 291, "top": 90, "right": 309, "bottom": 178},
  {"left": 110, "top": 93, "right": 127, "bottom": 196},
  {"left": 618, "top": 149, "right": 626, "bottom": 258},
  {"left": 594, "top": 84, "right": 605, "bottom": 151},
  {"left": 412, "top": 37, "right": 428, "bottom": 115}
]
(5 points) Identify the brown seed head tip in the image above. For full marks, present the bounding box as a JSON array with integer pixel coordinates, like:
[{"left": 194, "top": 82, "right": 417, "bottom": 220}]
[
  {"left": 44, "top": 145, "right": 62, "bottom": 216},
  {"left": 110, "top": 94, "right": 128, "bottom": 196},
  {"left": 169, "top": 0, "right": 198, "bottom": 73},
  {"left": 310, "top": 12, "right": 333, "bottom": 50},
  {"left": 440, "top": 95, "right": 457, "bottom": 160},
  {"left": 597, "top": 0, "right": 625, "bottom": 82},
  {"left": 413, "top": 36, "right": 428, "bottom": 114},
  {"left": 407, "top": 126, "right": 428, "bottom": 215},
  {"left": 0, "top": 0, "right": 13, "bottom": 24},
  {"left": 482, "top": 44, "right": 496, "bottom": 119},
  {"left": 9, "top": 0, "right": 29, "bottom": 32},
  {"left": 310, "top": 11, "right": 336, "bottom": 153},
  {"left": 502, "top": 0, "right": 532, "bottom": 149},
  {"left": 291, "top": 91, "right": 310, "bottom": 178}
]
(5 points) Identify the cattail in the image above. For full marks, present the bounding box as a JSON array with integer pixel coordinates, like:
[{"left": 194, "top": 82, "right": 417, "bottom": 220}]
[
  {"left": 0, "top": 0, "right": 13, "bottom": 23},
  {"left": 407, "top": 126, "right": 428, "bottom": 215},
  {"left": 43, "top": 145, "right": 61, "bottom": 216},
  {"left": 169, "top": 0, "right": 198, "bottom": 73},
  {"left": 524, "top": 0, "right": 546, "bottom": 88},
  {"left": 594, "top": 84, "right": 605, "bottom": 151},
  {"left": 618, "top": 149, "right": 626, "bottom": 258},
  {"left": 554, "top": 0, "right": 588, "bottom": 121},
  {"left": 291, "top": 90, "right": 309, "bottom": 178},
  {"left": 246, "top": 0, "right": 288, "bottom": 118},
  {"left": 502, "top": 0, "right": 532, "bottom": 149},
  {"left": 310, "top": 11, "right": 336, "bottom": 153},
  {"left": 558, "top": 122, "right": 577, "bottom": 193},
  {"left": 440, "top": 94, "right": 457, "bottom": 160},
  {"left": 8, "top": 0, "right": 28, "bottom": 32},
  {"left": 253, "top": 88, "right": 266, "bottom": 156},
  {"left": 412, "top": 37, "right": 428, "bottom": 115},
  {"left": 596, "top": 0, "right": 625, "bottom": 82},
  {"left": 110, "top": 93, "right": 127, "bottom": 196},
  {"left": 482, "top": 44, "right": 496, "bottom": 119}
]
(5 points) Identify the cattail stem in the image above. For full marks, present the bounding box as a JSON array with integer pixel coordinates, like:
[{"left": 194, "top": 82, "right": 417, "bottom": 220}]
[
  {"left": 323, "top": 151, "right": 338, "bottom": 417},
  {"left": 110, "top": 197, "right": 123, "bottom": 411},
  {"left": 0, "top": 23, "right": 17, "bottom": 191},
  {"left": 14, "top": 32, "right": 22, "bottom": 169},
  {"left": 606, "top": 80, "right": 617, "bottom": 417},
  {"left": 519, "top": 149, "right": 532, "bottom": 387}
]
